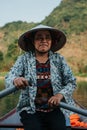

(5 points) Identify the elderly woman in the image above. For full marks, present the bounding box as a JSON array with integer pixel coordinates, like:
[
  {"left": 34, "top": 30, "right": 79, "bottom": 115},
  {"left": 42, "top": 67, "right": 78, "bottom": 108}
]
[{"left": 5, "top": 24, "right": 77, "bottom": 130}]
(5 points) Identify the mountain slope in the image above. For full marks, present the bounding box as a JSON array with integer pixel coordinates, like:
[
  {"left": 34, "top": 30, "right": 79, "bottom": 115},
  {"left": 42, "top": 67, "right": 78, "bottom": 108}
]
[
  {"left": 0, "top": 0, "right": 87, "bottom": 73},
  {"left": 42, "top": 0, "right": 87, "bottom": 35}
]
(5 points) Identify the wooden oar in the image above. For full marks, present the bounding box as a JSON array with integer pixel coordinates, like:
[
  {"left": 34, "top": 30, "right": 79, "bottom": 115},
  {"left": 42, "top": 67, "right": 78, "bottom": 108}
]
[
  {"left": 59, "top": 102, "right": 87, "bottom": 117},
  {"left": 0, "top": 86, "right": 17, "bottom": 98},
  {"left": 0, "top": 87, "right": 87, "bottom": 116}
]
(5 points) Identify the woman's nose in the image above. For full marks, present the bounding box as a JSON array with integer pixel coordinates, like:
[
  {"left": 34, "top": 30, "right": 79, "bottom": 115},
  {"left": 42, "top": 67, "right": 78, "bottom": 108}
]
[{"left": 41, "top": 37, "right": 47, "bottom": 41}]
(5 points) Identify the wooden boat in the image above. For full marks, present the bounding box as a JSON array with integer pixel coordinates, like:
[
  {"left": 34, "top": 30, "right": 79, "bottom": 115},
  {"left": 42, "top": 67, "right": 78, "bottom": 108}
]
[
  {"left": 0, "top": 107, "right": 87, "bottom": 130},
  {"left": 0, "top": 87, "right": 87, "bottom": 130}
]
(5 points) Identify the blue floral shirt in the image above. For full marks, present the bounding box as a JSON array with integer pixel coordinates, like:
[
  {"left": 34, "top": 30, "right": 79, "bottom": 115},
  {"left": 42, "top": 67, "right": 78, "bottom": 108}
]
[{"left": 5, "top": 51, "right": 77, "bottom": 117}]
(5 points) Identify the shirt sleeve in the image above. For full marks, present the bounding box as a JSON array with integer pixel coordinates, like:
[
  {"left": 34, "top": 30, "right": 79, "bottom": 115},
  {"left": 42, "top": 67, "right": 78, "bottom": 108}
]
[
  {"left": 59, "top": 55, "right": 77, "bottom": 99},
  {"left": 5, "top": 55, "right": 25, "bottom": 88}
]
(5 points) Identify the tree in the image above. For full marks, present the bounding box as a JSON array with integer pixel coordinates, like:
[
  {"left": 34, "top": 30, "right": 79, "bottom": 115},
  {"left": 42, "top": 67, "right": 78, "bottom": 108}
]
[{"left": 0, "top": 51, "right": 4, "bottom": 61}]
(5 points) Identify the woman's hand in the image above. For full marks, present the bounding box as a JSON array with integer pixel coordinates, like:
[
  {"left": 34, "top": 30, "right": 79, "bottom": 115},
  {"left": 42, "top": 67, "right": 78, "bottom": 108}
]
[
  {"left": 48, "top": 93, "right": 64, "bottom": 107},
  {"left": 13, "top": 77, "right": 29, "bottom": 89}
]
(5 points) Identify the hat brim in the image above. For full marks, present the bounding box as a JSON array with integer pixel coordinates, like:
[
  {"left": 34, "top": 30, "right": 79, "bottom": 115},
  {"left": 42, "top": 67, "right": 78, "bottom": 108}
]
[{"left": 18, "top": 25, "right": 66, "bottom": 52}]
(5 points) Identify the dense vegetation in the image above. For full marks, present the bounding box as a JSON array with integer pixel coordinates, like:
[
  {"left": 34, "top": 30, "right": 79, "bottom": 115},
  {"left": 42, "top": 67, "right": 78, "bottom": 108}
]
[{"left": 42, "top": 0, "right": 87, "bottom": 34}]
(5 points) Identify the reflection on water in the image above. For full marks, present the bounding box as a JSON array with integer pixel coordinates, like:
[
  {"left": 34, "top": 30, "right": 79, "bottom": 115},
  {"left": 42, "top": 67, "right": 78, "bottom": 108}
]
[{"left": 73, "top": 83, "right": 87, "bottom": 109}]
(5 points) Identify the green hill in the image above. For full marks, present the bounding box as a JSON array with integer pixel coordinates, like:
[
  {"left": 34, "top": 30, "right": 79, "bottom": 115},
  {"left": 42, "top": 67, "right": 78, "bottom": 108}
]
[
  {"left": 0, "top": 0, "right": 87, "bottom": 74},
  {"left": 42, "top": 0, "right": 87, "bottom": 34}
]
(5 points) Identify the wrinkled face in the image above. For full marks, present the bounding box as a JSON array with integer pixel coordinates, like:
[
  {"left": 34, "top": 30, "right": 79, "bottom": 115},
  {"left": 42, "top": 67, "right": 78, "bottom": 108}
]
[{"left": 34, "top": 30, "right": 52, "bottom": 53}]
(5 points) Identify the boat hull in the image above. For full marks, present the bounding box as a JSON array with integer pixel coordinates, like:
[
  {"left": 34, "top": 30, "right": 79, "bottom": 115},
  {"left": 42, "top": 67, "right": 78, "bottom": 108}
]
[{"left": 0, "top": 108, "right": 86, "bottom": 130}]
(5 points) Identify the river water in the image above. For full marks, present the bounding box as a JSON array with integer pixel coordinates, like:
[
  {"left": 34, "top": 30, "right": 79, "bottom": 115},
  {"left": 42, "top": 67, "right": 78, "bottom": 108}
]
[{"left": 73, "top": 85, "right": 87, "bottom": 109}]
